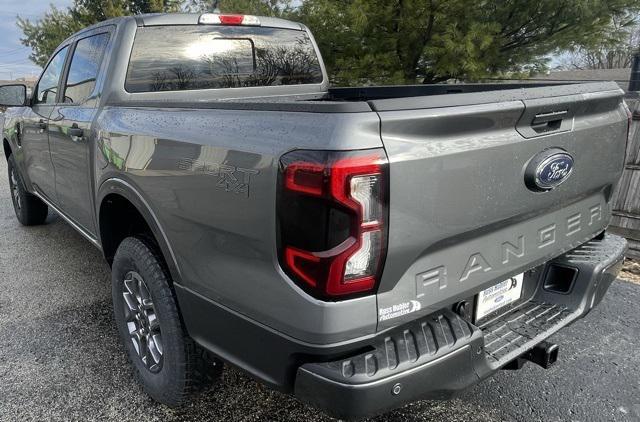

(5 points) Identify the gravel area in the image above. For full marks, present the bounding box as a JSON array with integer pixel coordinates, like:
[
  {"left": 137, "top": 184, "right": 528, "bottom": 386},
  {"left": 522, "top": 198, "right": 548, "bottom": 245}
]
[
  {"left": 1, "top": 157, "right": 639, "bottom": 421},
  {"left": 620, "top": 259, "right": 640, "bottom": 285}
]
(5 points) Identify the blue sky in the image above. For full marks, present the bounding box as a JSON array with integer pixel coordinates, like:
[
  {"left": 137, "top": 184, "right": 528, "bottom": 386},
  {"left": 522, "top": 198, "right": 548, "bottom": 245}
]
[{"left": 0, "top": 0, "right": 74, "bottom": 80}]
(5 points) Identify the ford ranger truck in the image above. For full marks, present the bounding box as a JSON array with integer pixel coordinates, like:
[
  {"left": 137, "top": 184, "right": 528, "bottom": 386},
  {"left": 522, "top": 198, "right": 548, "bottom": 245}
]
[{"left": 0, "top": 13, "right": 629, "bottom": 419}]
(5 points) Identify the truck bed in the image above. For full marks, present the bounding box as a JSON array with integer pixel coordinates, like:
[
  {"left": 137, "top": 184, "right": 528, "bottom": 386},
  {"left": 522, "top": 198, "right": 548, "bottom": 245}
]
[
  {"left": 98, "top": 80, "right": 627, "bottom": 339},
  {"left": 108, "top": 81, "right": 620, "bottom": 113}
]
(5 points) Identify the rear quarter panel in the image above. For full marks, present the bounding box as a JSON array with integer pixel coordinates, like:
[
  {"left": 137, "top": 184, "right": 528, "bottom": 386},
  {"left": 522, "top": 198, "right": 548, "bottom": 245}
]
[{"left": 94, "top": 106, "right": 383, "bottom": 343}]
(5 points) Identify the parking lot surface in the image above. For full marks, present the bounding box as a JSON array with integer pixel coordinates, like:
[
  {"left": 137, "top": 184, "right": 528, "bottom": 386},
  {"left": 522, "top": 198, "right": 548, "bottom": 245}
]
[{"left": 0, "top": 157, "right": 639, "bottom": 421}]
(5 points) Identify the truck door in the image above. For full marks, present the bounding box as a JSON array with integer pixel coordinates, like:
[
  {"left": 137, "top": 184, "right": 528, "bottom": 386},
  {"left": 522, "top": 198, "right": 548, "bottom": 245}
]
[
  {"left": 21, "top": 45, "right": 70, "bottom": 202},
  {"left": 49, "top": 31, "right": 111, "bottom": 235}
]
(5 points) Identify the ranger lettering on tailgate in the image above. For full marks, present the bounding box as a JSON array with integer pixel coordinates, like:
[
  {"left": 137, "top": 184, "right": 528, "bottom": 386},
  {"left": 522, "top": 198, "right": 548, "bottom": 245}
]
[{"left": 413, "top": 203, "right": 603, "bottom": 302}]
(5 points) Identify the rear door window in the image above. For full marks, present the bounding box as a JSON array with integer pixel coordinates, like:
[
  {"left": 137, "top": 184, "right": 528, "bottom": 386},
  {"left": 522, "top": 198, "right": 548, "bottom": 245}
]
[
  {"left": 63, "top": 32, "right": 111, "bottom": 104},
  {"left": 125, "top": 26, "right": 323, "bottom": 92}
]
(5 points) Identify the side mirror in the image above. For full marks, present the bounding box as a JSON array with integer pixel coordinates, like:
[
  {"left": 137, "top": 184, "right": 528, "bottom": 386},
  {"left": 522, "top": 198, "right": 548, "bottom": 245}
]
[{"left": 0, "top": 84, "right": 27, "bottom": 107}]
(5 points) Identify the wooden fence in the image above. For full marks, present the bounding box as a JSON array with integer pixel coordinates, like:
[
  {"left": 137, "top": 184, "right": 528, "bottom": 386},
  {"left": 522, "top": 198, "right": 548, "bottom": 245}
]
[{"left": 610, "top": 95, "right": 640, "bottom": 259}]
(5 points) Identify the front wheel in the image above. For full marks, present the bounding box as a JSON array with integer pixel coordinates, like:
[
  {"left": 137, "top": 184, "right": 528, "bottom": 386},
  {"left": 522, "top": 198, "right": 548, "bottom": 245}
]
[
  {"left": 7, "top": 155, "right": 48, "bottom": 226},
  {"left": 111, "top": 237, "right": 220, "bottom": 406}
]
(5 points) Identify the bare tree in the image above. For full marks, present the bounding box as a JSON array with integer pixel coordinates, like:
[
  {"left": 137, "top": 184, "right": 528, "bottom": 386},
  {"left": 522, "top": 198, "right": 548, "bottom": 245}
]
[
  {"left": 562, "top": 17, "right": 640, "bottom": 70},
  {"left": 151, "top": 72, "right": 168, "bottom": 92},
  {"left": 169, "top": 65, "right": 196, "bottom": 90},
  {"left": 200, "top": 38, "right": 321, "bottom": 88}
]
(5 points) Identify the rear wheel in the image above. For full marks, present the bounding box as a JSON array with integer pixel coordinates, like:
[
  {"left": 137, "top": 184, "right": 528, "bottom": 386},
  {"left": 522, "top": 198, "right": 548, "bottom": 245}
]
[
  {"left": 7, "top": 155, "right": 48, "bottom": 226},
  {"left": 112, "top": 237, "right": 221, "bottom": 406}
]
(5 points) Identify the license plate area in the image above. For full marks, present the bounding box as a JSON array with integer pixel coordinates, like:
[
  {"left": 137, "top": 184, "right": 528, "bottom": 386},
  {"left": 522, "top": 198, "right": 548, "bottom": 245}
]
[{"left": 475, "top": 273, "right": 524, "bottom": 322}]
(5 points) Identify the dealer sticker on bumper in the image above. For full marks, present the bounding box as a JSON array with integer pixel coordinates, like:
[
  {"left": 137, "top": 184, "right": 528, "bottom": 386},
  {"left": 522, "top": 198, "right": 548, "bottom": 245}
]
[{"left": 475, "top": 273, "right": 524, "bottom": 321}]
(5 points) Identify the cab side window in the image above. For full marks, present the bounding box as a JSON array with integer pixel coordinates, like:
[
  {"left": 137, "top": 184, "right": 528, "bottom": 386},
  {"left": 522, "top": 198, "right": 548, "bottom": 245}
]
[
  {"left": 34, "top": 46, "right": 69, "bottom": 105},
  {"left": 63, "top": 33, "right": 110, "bottom": 104}
]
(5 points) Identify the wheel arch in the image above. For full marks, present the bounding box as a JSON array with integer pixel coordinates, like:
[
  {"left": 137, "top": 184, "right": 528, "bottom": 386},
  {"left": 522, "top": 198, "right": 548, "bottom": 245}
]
[{"left": 97, "top": 178, "right": 182, "bottom": 286}]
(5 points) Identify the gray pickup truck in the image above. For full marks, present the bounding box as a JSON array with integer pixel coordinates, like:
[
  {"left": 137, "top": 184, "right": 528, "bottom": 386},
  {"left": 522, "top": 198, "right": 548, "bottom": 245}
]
[{"left": 0, "top": 12, "right": 630, "bottom": 418}]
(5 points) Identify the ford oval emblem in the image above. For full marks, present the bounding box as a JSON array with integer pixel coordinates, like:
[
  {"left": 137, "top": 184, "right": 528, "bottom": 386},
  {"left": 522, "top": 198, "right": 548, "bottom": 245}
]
[{"left": 525, "top": 149, "right": 574, "bottom": 191}]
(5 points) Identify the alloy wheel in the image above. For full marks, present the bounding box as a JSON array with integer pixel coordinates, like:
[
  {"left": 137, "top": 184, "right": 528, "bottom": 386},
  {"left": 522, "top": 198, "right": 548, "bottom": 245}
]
[
  {"left": 122, "top": 271, "right": 164, "bottom": 373},
  {"left": 9, "top": 167, "right": 21, "bottom": 211}
]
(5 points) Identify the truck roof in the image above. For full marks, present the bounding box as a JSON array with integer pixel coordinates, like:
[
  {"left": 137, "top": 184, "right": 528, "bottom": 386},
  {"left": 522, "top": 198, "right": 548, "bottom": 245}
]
[
  {"left": 137, "top": 13, "right": 304, "bottom": 30},
  {"left": 72, "top": 13, "right": 304, "bottom": 39}
]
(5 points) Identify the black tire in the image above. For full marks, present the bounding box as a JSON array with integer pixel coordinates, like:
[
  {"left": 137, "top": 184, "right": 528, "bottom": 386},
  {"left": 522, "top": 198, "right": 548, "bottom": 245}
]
[
  {"left": 111, "top": 237, "right": 221, "bottom": 407},
  {"left": 7, "top": 155, "right": 48, "bottom": 226}
]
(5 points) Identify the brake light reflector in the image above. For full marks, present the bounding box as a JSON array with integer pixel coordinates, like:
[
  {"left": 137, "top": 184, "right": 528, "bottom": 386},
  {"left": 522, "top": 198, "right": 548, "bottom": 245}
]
[
  {"left": 219, "top": 14, "right": 244, "bottom": 25},
  {"left": 198, "top": 14, "right": 261, "bottom": 26},
  {"left": 344, "top": 230, "right": 381, "bottom": 281},
  {"left": 277, "top": 149, "right": 389, "bottom": 300},
  {"left": 349, "top": 174, "right": 383, "bottom": 225}
]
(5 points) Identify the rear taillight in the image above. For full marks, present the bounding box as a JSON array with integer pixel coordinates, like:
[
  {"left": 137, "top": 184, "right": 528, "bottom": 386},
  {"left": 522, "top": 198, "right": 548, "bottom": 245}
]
[{"left": 277, "top": 149, "right": 389, "bottom": 300}]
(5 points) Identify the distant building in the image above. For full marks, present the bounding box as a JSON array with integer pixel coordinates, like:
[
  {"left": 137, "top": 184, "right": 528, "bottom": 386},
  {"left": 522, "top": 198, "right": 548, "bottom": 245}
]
[
  {"left": 0, "top": 76, "right": 37, "bottom": 89},
  {"left": 484, "top": 68, "right": 633, "bottom": 92},
  {"left": 15, "top": 75, "right": 38, "bottom": 86},
  {"left": 533, "top": 68, "right": 631, "bottom": 91}
]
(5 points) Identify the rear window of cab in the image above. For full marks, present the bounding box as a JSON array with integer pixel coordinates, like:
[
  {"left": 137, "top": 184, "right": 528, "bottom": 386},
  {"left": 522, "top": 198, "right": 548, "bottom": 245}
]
[{"left": 125, "top": 25, "right": 323, "bottom": 93}]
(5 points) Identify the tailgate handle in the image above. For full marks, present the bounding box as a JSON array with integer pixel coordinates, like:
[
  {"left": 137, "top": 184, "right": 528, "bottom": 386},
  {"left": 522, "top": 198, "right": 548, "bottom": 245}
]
[{"left": 531, "top": 110, "right": 567, "bottom": 133}]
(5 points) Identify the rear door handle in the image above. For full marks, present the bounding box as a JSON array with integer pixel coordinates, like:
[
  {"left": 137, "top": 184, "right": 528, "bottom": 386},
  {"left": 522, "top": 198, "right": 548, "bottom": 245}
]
[{"left": 37, "top": 119, "right": 47, "bottom": 130}]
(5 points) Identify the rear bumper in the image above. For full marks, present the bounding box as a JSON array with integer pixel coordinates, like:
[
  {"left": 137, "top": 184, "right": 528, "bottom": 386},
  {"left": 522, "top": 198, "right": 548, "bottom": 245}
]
[
  {"left": 175, "top": 233, "right": 626, "bottom": 419},
  {"left": 294, "top": 233, "right": 627, "bottom": 418}
]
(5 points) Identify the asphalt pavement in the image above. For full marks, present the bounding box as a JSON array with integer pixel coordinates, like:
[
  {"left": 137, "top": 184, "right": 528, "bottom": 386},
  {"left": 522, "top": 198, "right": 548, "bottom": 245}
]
[{"left": 0, "top": 157, "right": 639, "bottom": 421}]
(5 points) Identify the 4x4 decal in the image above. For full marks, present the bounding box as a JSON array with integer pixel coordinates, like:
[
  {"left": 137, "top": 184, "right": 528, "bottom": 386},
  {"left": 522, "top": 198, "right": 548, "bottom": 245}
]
[{"left": 178, "top": 158, "right": 259, "bottom": 197}]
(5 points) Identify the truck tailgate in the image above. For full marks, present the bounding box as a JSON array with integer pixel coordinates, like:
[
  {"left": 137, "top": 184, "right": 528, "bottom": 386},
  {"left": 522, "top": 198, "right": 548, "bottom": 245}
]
[{"left": 373, "top": 82, "right": 628, "bottom": 330}]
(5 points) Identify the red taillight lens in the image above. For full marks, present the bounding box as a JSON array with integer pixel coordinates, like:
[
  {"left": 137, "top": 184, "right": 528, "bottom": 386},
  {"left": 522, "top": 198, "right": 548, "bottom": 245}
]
[
  {"left": 218, "top": 14, "right": 245, "bottom": 25},
  {"left": 285, "top": 162, "right": 325, "bottom": 196},
  {"left": 198, "top": 14, "right": 261, "bottom": 26},
  {"left": 278, "top": 149, "right": 389, "bottom": 300}
]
